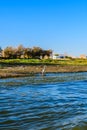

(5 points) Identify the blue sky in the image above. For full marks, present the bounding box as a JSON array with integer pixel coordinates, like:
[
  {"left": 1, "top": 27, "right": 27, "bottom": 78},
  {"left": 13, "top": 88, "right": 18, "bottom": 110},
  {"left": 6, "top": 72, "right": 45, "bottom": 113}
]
[{"left": 0, "top": 0, "right": 87, "bottom": 56}]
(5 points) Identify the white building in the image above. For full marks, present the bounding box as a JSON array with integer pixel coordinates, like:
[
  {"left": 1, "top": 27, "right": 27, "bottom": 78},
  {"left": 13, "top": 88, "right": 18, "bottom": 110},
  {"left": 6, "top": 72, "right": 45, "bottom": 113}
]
[{"left": 52, "top": 53, "right": 65, "bottom": 59}]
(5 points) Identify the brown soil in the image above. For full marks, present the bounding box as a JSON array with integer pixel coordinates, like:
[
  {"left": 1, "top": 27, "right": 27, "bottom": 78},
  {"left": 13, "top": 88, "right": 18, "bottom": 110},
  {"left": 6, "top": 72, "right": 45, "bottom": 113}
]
[{"left": 0, "top": 65, "right": 87, "bottom": 78}]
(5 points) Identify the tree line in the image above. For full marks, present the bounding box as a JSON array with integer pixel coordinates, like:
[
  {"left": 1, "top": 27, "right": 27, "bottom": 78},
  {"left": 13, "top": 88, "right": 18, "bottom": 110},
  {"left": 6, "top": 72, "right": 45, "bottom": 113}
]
[{"left": 0, "top": 45, "right": 52, "bottom": 59}]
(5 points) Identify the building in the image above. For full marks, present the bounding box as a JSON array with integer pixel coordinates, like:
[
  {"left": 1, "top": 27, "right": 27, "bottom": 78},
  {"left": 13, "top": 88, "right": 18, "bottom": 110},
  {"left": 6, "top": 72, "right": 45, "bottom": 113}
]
[
  {"left": 80, "top": 54, "right": 87, "bottom": 59},
  {"left": 52, "top": 53, "right": 65, "bottom": 59},
  {"left": 52, "top": 54, "right": 59, "bottom": 59}
]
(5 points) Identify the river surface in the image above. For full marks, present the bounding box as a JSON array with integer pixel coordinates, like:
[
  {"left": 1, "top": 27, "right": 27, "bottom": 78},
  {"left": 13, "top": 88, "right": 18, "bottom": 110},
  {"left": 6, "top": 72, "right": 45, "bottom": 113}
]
[{"left": 0, "top": 72, "right": 87, "bottom": 130}]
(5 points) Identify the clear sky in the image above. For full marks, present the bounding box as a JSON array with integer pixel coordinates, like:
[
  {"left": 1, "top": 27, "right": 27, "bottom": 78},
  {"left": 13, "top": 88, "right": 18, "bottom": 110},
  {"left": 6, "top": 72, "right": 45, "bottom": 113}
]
[{"left": 0, "top": 0, "right": 87, "bottom": 56}]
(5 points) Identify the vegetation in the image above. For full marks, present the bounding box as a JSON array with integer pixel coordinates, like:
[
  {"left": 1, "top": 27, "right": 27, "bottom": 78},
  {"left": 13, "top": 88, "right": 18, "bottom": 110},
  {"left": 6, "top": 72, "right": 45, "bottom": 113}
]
[
  {"left": 0, "top": 44, "right": 87, "bottom": 66},
  {"left": 0, "top": 45, "right": 87, "bottom": 78},
  {"left": 2, "top": 45, "right": 52, "bottom": 59},
  {"left": 0, "top": 58, "right": 87, "bottom": 66}
]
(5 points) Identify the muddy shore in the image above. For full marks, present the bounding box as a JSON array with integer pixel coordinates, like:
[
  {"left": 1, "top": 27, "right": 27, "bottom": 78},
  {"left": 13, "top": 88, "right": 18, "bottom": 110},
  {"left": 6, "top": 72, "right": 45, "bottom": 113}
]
[{"left": 0, "top": 65, "right": 87, "bottom": 78}]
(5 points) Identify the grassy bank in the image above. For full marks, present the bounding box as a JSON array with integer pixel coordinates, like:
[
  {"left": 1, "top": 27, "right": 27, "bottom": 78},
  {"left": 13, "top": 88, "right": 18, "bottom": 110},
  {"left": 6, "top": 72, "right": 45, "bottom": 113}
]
[
  {"left": 0, "top": 58, "right": 87, "bottom": 78},
  {"left": 0, "top": 58, "right": 87, "bottom": 66}
]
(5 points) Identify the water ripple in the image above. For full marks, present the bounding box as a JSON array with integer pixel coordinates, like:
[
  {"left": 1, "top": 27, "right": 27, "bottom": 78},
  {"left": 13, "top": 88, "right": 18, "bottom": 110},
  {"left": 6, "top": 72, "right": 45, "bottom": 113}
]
[{"left": 0, "top": 72, "right": 87, "bottom": 130}]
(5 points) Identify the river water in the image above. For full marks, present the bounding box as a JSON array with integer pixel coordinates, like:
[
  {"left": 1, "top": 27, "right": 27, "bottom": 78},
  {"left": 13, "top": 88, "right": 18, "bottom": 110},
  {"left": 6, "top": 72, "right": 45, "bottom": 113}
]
[{"left": 0, "top": 72, "right": 87, "bottom": 130}]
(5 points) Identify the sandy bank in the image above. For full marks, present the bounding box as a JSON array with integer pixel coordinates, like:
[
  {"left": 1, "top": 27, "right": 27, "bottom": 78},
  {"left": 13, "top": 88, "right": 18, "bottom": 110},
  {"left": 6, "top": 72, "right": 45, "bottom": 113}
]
[{"left": 0, "top": 65, "right": 87, "bottom": 78}]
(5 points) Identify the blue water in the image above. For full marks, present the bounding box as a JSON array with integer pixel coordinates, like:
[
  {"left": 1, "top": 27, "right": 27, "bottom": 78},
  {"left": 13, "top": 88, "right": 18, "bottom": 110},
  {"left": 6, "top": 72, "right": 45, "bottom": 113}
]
[{"left": 0, "top": 72, "right": 87, "bottom": 130}]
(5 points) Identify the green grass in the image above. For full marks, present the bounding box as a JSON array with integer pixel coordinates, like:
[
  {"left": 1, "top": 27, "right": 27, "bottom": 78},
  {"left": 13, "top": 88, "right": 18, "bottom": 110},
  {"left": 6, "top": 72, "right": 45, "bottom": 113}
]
[{"left": 0, "top": 58, "right": 87, "bottom": 66}]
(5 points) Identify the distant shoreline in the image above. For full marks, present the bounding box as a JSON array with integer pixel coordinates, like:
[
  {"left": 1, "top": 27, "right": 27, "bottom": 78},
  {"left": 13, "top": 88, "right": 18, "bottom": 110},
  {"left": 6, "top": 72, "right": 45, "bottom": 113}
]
[{"left": 0, "top": 65, "right": 87, "bottom": 78}]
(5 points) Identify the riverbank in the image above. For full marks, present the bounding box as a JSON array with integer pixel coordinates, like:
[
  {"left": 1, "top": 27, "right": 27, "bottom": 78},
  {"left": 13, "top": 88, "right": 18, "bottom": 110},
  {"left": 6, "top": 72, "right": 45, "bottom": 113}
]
[{"left": 0, "top": 65, "right": 87, "bottom": 78}]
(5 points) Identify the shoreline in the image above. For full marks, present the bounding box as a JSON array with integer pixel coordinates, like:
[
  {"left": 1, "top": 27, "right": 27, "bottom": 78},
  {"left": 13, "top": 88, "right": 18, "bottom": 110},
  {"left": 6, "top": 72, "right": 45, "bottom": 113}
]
[{"left": 0, "top": 65, "right": 87, "bottom": 78}]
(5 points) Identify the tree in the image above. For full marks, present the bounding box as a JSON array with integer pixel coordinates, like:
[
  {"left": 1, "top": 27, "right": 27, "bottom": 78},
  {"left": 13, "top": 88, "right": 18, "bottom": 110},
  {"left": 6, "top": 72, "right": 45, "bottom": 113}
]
[
  {"left": 41, "top": 49, "right": 52, "bottom": 59},
  {"left": 32, "top": 47, "right": 43, "bottom": 59},
  {"left": 16, "top": 44, "right": 25, "bottom": 58},
  {"left": 45, "top": 49, "right": 52, "bottom": 57},
  {"left": 4, "top": 46, "right": 16, "bottom": 58},
  {"left": 23, "top": 48, "right": 32, "bottom": 58}
]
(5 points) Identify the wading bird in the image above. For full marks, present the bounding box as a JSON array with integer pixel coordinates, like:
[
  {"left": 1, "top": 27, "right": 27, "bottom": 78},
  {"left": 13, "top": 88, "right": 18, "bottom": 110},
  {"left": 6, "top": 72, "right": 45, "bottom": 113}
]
[{"left": 41, "top": 65, "right": 46, "bottom": 76}]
